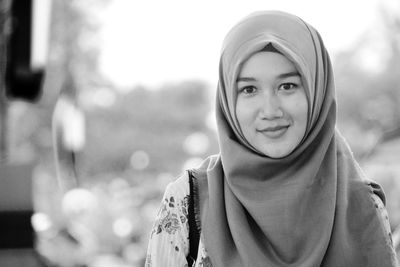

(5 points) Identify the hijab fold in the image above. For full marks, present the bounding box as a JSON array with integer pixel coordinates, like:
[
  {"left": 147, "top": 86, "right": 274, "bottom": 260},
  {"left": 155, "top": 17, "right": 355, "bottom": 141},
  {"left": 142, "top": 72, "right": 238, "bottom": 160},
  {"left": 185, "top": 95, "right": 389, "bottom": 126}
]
[{"left": 193, "top": 11, "right": 397, "bottom": 267}]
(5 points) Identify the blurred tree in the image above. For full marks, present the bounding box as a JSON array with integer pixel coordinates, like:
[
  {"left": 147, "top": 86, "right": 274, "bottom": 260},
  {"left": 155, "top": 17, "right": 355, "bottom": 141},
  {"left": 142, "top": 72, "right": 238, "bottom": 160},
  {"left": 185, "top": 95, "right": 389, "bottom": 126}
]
[
  {"left": 334, "top": 0, "right": 400, "bottom": 232},
  {"left": 28, "top": 0, "right": 112, "bottom": 174},
  {"left": 335, "top": 0, "right": 400, "bottom": 158},
  {"left": 46, "top": 0, "right": 110, "bottom": 98},
  {"left": 80, "top": 80, "right": 218, "bottom": 181}
]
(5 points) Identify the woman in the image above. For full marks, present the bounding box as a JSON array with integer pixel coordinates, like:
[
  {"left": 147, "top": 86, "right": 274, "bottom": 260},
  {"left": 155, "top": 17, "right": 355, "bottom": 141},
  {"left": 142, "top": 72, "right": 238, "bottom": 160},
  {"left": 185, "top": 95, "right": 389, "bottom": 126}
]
[{"left": 145, "top": 11, "right": 398, "bottom": 267}]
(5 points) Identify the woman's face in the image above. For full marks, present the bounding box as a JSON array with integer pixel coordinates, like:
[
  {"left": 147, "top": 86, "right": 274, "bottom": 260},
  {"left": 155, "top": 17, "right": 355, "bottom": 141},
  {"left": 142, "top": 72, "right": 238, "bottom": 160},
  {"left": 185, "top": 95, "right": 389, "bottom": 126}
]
[{"left": 236, "top": 51, "right": 308, "bottom": 158}]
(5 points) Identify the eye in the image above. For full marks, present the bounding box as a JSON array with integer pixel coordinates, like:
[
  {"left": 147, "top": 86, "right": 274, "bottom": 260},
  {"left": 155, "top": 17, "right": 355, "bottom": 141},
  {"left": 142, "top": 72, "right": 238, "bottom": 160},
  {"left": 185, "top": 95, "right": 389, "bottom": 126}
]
[
  {"left": 279, "top": 83, "right": 297, "bottom": 91},
  {"left": 239, "top": 86, "right": 257, "bottom": 95}
]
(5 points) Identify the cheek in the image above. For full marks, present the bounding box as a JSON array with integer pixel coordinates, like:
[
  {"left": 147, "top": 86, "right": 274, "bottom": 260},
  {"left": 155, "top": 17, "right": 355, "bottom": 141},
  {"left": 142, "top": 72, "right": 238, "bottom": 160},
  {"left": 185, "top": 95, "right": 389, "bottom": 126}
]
[
  {"left": 289, "top": 94, "right": 308, "bottom": 131},
  {"left": 281, "top": 91, "right": 307, "bottom": 120},
  {"left": 235, "top": 99, "right": 253, "bottom": 128}
]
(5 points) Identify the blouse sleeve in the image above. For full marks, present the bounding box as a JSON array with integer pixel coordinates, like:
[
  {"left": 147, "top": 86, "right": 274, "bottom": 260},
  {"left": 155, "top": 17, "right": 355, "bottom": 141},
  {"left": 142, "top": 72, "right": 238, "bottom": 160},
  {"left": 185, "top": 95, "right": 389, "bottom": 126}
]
[
  {"left": 370, "top": 189, "right": 399, "bottom": 266},
  {"left": 371, "top": 192, "right": 393, "bottom": 245},
  {"left": 145, "top": 174, "right": 190, "bottom": 267}
]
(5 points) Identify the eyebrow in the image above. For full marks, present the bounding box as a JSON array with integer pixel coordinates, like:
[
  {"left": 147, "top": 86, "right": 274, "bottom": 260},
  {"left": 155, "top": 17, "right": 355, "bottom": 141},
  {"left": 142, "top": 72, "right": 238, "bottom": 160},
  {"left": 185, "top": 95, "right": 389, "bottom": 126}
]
[
  {"left": 237, "top": 71, "right": 301, "bottom": 82},
  {"left": 279, "top": 71, "right": 301, "bottom": 79}
]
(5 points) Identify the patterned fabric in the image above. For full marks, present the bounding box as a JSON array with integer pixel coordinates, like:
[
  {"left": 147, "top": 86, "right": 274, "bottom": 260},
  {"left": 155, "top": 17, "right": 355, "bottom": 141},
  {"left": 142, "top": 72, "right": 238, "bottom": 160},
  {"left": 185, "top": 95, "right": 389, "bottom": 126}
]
[
  {"left": 145, "top": 173, "right": 209, "bottom": 267},
  {"left": 145, "top": 172, "right": 394, "bottom": 267}
]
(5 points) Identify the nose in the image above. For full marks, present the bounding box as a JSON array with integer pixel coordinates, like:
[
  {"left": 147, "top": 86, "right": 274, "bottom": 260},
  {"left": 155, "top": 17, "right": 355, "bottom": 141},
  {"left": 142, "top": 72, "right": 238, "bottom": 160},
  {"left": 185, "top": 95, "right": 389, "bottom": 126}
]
[{"left": 259, "top": 91, "right": 283, "bottom": 119}]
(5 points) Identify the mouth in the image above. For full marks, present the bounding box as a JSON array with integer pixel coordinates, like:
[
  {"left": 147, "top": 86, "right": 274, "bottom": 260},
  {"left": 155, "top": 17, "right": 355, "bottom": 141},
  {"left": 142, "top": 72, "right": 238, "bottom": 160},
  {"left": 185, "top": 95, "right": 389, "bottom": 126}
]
[{"left": 257, "top": 125, "right": 289, "bottom": 138}]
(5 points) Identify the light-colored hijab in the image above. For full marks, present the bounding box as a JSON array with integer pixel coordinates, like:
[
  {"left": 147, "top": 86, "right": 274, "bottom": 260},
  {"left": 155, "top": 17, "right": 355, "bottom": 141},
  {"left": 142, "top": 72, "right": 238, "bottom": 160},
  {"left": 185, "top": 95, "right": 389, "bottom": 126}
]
[{"left": 193, "top": 11, "right": 398, "bottom": 266}]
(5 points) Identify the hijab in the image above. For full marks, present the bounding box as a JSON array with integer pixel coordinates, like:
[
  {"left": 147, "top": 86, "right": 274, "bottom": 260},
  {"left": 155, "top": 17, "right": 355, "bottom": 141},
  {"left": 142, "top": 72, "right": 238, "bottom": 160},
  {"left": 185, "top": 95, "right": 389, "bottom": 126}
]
[{"left": 193, "top": 11, "right": 398, "bottom": 267}]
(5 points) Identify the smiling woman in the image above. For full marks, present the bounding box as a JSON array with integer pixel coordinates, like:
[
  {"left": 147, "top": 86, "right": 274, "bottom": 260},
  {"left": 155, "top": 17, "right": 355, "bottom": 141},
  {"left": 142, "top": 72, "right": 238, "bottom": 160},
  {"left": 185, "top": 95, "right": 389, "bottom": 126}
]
[
  {"left": 236, "top": 49, "right": 308, "bottom": 158},
  {"left": 145, "top": 10, "right": 398, "bottom": 267}
]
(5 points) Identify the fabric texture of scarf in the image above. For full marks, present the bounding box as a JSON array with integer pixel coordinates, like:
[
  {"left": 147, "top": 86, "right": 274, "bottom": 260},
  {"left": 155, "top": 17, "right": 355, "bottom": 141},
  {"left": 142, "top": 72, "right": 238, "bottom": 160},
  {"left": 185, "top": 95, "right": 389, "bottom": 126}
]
[{"left": 193, "top": 10, "right": 398, "bottom": 267}]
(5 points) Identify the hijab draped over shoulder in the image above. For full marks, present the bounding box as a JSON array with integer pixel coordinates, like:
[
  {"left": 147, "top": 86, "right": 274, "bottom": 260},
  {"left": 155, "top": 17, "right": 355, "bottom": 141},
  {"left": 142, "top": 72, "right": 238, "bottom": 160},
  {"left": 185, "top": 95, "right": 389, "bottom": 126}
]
[{"left": 193, "top": 11, "right": 398, "bottom": 267}]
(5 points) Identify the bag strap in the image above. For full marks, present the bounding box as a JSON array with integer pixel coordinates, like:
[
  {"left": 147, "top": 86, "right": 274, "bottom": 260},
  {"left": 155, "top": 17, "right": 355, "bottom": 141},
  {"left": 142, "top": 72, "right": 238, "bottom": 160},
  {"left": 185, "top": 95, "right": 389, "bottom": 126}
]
[
  {"left": 186, "top": 170, "right": 200, "bottom": 266},
  {"left": 186, "top": 156, "right": 215, "bottom": 265}
]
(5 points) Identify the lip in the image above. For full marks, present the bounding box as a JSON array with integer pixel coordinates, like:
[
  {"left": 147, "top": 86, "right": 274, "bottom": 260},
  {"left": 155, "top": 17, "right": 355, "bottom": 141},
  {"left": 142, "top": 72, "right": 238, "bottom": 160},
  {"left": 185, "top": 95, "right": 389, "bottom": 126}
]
[{"left": 257, "top": 125, "right": 289, "bottom": 138}]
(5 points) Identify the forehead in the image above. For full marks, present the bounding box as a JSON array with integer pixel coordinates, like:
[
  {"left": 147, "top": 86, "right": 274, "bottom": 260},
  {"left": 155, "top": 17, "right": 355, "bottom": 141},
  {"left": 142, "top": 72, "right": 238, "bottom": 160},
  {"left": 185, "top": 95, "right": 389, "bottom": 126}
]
[{"left": 239, "top": 52, "right": 298, "bottom": 77}]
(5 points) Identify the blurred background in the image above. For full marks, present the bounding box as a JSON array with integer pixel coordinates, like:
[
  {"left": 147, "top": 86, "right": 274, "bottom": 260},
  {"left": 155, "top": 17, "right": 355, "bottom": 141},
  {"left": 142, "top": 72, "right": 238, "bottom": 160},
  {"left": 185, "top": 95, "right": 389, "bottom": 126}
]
[{"left": 1, "top": 0, "right": 400, "bottom": 266}]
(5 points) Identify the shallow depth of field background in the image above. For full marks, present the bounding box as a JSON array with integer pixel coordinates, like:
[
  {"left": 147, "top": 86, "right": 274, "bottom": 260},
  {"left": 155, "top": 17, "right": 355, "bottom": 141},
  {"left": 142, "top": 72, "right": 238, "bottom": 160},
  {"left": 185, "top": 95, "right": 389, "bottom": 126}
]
[{"left": 5, "top": 0, "right": 400, "bottom": 266}]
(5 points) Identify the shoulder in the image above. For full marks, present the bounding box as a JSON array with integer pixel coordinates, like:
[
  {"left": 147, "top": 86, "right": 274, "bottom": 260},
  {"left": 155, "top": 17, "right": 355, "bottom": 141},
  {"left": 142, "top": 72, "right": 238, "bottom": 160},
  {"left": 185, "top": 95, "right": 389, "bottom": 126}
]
[
  {"left": 154, "top": 172, "right": 191, "bottom": 237},
  {"left": 149, "top": 172, "right": 190, "bottom": 237},
  {"left": 359, "top": 181, "right": 394, "bottom": 249},
  {"left": 145, "top": 172, "right": 191, "bottom": 266},
  {"left": 157, "top": 171, "right": 191, "bottom": 227},
  {"left": 163, "top": 171, "right": 190, "bottom": 202},
  {"left": 368, "top": 182, "right": 392, "bottom": 238}
]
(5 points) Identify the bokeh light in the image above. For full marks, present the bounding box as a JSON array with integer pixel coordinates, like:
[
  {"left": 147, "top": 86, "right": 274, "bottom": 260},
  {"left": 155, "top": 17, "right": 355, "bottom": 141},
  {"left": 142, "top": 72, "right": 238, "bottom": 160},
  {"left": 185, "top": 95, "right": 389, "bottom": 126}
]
[
  {"left": 62, "top": 188, "right": 98, "bottom": 217},
  {"left": 31, "top": 212, "right": 53, "bottom": 232},
  {"left": 183, "top": 132, "right": 210, "bottom": 156},
  {"left": 130, "top": 150, "right": 150, "bottom": 170},
  {"left": 112, "top": 217, "right": 133, "bottom": 238}
]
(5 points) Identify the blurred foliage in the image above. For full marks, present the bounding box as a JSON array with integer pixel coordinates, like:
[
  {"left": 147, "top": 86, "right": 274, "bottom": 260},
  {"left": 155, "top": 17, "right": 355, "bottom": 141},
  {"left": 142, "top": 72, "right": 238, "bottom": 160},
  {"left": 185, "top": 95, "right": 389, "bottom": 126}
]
[
  {"left": 334, "top": 1, "right": 400, "bottom": 247},
  {"left": 3, "top": 0, "right": 400, "bottom": 266},
  {"left": 28, "top": 1, "right": 219, "bottom": 265},
  {"left": 79, "top": 81, "right": 217, "bottom": 179},
  {"left": 335, "top": 2, "right": 400, "bottom": 158},
  {"left": 33, "top": 81, "right": 217, "bottom": 266}
]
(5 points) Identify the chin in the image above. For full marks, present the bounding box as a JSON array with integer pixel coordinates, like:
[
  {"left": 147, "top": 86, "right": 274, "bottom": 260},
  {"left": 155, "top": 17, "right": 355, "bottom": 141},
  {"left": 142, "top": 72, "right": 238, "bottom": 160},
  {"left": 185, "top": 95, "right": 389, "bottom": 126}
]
[
  {"left": 260, "top": 145, "right": 294, "bottom": 159},
  {"left": 265, "top": 151, "right": 289, "bottom": 159}
]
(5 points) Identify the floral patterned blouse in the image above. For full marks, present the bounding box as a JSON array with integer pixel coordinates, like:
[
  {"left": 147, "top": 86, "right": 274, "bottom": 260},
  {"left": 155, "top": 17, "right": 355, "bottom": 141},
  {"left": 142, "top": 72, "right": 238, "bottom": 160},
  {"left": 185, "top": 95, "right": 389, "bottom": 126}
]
[{"left": 145, "top": 172, "right": 393, "bottom": 267}]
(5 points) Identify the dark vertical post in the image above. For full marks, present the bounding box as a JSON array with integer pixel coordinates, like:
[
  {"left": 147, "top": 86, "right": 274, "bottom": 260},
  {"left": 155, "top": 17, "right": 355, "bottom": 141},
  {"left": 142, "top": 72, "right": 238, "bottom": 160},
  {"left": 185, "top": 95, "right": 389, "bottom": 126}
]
[{"left": 0, "top": 0, "right": 12, "bottom": 162}]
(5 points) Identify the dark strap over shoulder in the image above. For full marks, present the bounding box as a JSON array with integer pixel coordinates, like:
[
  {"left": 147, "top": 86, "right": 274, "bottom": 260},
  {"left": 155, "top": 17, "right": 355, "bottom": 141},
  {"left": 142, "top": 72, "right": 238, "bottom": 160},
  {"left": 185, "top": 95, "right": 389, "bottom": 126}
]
[
  {"left": 185, "top": 156, "right": 216, "bottom": 265},
  {"left": 187, "top": 170, "right": 200, "bottom": 266}
]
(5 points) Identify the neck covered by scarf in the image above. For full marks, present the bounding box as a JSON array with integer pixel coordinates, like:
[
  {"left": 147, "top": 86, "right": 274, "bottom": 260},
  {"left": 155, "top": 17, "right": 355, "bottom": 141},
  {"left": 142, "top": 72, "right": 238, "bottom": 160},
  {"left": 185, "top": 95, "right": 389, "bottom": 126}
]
[{"left": 195, "top": 11, "right": 397, "bottom": 267}]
